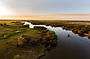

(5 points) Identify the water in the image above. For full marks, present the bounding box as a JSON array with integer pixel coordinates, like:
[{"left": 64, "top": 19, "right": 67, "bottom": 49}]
[
  {"left": 24, "top": 22, "right": 90, "bottom": 59},
  {"left": 43, "top": 27, "right": 90, "bottom": 59}
]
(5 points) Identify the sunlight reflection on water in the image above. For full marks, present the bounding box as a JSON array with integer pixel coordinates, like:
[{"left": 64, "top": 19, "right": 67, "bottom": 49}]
[{"left": 24, "top": 22, "right": 90, "bottom": 59}]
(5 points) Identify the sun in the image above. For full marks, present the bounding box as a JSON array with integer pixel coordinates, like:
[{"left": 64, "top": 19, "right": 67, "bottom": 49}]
[{"left": 0, "top": 6, "right": 12, "bottom": 16}]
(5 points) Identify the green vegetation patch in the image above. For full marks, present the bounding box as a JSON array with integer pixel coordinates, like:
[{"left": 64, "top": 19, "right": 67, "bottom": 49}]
[{"left": 0, "top": 21, "right": 57, "bottom": 59}]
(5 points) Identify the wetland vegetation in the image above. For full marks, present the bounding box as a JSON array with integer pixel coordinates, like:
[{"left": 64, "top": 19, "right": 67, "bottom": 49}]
[
  {"left": 0, "top": 20, "right": 57, "bottom": 59},
  {"left": 30, "top": 20, "right": 90, "bottom": 39},
  {"left": 0, "top": 20, "right": 90, "bottom": 59}
]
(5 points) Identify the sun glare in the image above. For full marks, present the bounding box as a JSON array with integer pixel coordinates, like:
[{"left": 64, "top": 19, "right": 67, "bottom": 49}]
[{"left": 0, "top": 6, "right": 12, "bottom": 16}]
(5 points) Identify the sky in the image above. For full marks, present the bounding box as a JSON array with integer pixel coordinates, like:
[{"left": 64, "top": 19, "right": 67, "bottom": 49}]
[{"left": 0, "top": 0, "right": 90, "bottom": 20}]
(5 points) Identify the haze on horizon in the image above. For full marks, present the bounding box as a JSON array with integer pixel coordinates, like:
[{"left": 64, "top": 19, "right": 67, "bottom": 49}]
[{"left": 0, "top": 0, "right": 90, "bottom": 20}]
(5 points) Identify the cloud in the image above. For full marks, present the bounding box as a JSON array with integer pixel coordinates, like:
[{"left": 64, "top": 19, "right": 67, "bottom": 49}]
[{"left": 0, "top": 0, "right": 90, "bottom": 15}]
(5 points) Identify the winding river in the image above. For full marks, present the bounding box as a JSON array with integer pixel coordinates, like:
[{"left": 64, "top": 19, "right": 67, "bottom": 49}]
[{"left": 24, "top": 22, "right": 90, "bottom": 59}]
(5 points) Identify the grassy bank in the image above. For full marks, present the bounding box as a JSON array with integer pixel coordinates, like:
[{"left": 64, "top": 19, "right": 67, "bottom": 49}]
[
  {"left": 0, "top": 21, "right": 57, "bottom": 59},
  {"left": 30, "top": 20, "right": 90, "bottom": 38}
]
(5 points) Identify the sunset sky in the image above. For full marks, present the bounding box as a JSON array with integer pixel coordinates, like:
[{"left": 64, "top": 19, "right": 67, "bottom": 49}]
[{"left": 0, "top": 0, "right": 90, "bottom": 20}]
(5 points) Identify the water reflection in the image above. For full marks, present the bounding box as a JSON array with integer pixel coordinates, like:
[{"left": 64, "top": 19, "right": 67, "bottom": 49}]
[
  {"left": 43, "top": 27, "right": 90, "bottom": 59},
  {"left": 24, "top": 22, "right": 90, "bottom": 59}
]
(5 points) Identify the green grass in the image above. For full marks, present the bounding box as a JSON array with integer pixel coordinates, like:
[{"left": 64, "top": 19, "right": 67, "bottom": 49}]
[
  {"left": 0, "top": 20, "right": 57, "bottom": 59},
  {"left": 0, "top": 21, "right": 45, "bottom": 59},
  {"left": 37, "top": 20, "right": 90, "bottom": 25}
]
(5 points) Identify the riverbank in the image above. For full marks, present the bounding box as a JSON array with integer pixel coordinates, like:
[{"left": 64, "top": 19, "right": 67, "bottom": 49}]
[
  {"left": 1, "top": 20, "right": 90, "bottom": 59},
  {"left": 30, "top": 20, "right": 90, "bottom": 39},
  {"left": 35, "top": 21, "right": 90, "bottom": 59},
  {"left": 0, "top": 21, "right": 57, "bottom": 59}
]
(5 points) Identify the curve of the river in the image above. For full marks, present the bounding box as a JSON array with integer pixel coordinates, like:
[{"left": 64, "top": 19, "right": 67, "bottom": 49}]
[{"left": 24, "top": 22, "right": 90, "bottom": 59}]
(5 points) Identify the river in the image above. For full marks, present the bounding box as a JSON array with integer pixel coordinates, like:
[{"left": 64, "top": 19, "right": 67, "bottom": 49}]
[{"left": 24, "top": 22, "right": 90, "bottom": 59}]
